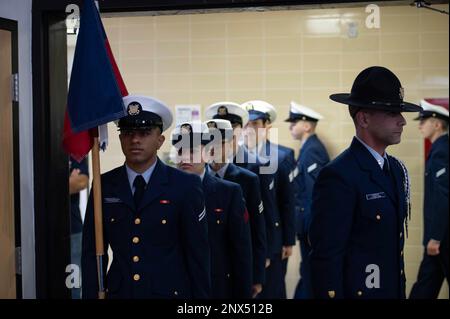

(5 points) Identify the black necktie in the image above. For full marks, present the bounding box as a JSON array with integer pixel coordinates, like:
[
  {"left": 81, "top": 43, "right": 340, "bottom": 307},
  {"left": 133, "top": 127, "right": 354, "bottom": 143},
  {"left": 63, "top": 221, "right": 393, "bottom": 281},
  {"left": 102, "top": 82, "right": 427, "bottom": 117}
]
[
  {"left": 383, "top": 158, "right": 399, "bottom": 202},
  {"left": 133, "top": 175, "right": 146, "bottom": 208},
  {"left": 215, "top": 173, "right": 221, "bottom": 179},
  {"left": 382, "top": 160, "right": 390, "bottom": 177}
]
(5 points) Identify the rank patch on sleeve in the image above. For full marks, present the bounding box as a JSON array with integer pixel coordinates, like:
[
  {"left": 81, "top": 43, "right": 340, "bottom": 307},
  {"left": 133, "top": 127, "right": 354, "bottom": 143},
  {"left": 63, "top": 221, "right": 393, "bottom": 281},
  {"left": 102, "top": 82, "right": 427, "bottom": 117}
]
[{"left": 198, "top": 207, "right": 206, "bottom": 221}]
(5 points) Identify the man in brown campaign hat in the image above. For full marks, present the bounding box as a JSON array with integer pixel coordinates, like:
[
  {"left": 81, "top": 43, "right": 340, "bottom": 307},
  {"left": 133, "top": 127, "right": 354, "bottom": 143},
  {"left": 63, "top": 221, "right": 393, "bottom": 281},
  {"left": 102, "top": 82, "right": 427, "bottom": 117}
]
[{"left": 309, "top": 66, "right": 422, "bottom": 299}]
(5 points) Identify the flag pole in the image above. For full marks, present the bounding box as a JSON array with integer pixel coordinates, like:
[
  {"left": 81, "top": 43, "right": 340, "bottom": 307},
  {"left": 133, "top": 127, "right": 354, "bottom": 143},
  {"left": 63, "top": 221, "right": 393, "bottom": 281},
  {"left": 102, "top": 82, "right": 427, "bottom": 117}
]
[
  {"left": 94, "top": 1, "right": 105, "bottom": 299},
  {"left": 91, "top": 127, "right": 106, "bottom": 299}
]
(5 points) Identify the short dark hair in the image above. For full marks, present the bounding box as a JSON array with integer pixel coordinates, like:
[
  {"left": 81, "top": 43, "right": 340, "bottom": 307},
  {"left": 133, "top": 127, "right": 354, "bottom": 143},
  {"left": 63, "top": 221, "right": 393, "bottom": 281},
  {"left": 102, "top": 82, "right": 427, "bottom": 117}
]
[
  {"left": 349, "top": 105, "right": 361, "bottom": 119},
  {"left": 437, "top": 118, "right": 449, "bottom": 131}
]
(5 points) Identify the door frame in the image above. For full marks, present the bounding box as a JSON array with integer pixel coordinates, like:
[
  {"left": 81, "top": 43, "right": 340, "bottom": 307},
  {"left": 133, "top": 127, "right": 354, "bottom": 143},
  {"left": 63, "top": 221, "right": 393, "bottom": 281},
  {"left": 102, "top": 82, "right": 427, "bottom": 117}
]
[
  {"left": 32, "top": 0, "right": 418, "bottom": 298},
  {"left": 0, "top": 16, "right": 22, "bottom": 299}
]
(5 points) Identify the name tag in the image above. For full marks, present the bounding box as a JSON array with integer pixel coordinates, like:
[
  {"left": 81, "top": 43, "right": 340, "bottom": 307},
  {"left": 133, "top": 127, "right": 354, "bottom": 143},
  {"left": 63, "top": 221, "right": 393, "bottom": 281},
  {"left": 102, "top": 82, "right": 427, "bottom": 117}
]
[
  {"left": 436, "top": 168, "right": 446, "bottom": 178},
  {"left": 365, "top": 192, "right": 386, "bottom": 201},
  {"left": 104, "top": 197, "right": 122, "bottom": 204}
]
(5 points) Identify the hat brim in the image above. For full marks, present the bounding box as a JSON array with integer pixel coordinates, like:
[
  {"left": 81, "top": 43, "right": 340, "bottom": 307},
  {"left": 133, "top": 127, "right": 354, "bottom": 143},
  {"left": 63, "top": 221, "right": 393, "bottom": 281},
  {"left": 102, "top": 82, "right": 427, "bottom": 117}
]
[
  {"left": 330, "top": 93, "right": 422, "bottom": 112},
  {"left": 249, "top": 113, "right": 267, "bottom": 121},
  {"left": 284, "top": 118, "right": 297, "bottom": 123},
  {"left": 413, "top": 113, "right": 449, "bottom": 122}
]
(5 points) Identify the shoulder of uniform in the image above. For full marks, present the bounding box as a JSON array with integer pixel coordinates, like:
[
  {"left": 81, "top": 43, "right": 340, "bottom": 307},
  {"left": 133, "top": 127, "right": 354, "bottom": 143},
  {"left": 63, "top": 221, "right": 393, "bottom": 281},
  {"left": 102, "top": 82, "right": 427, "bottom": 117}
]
[
  {"left": 166, "top": 164, "right": 202, "bottom": 184},
  {"left": 321, "top": 151, "right": 353, "bottom": 179},
  {"left": 279, "top": 144, "right": 295, "bottom": 155},
  {"left": 101, "top": 166, "right": 124, "bottom": 180},
  {"left": 434, "top": 134, "right": 449, "bottom": 148},
  {"left": 310, "top": 139, "right": 328, "bottom": 154},
  {"left": 217, "top": 178, "right": 241, "bottom": 191},
  {"left": 314, "top": 162, "right": 354, "bottom": 193},
  {"left": 235, "top": 165, "right": 259, "bottom": 179},
  {"left": 389, "top": 155, "right": 408, "bottom": 172},
  {"left": 328, "top": 150, "right": 347, "bottom": 167},
  {"left": 276, "top": 147, "right": 291, "bottom": 162},
  {"left": 430, "top": 145, "right": 449, "bottom": 162}
]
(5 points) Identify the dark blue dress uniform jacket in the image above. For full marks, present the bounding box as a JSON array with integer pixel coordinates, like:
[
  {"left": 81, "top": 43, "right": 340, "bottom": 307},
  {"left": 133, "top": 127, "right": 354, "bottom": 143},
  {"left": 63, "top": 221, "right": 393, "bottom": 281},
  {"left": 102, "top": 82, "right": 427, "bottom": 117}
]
[
  {"left": 309, "top": 138, "right": 408, "bottom": 299},
  {"left": 233, "top": 146, "right": 278, "bottom": 259},
  {"left": 82, "top": 159, "right": 211, "bottom": 299},
  {"left": 203, "top": 173, "right": 253, "bottom": 298},
  {"left": 423, "top": 134, "right": 449, "bottom": 246},
  {"left": 222, "top": 163, "right": 267, "bottom": 286},
  {"left": 294, "top": 134, "right": 329, "bottom": 237},
  {"left": 265, "top": 141, "right": 296, "bottom": 247}
]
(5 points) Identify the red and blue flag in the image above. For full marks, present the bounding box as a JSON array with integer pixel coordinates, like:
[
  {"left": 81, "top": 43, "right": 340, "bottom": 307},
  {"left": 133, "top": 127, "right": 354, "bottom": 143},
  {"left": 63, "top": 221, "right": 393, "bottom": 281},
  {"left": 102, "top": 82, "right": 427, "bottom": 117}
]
[{"left": 63, "top": 0, "right": 128, "bottom": 162}]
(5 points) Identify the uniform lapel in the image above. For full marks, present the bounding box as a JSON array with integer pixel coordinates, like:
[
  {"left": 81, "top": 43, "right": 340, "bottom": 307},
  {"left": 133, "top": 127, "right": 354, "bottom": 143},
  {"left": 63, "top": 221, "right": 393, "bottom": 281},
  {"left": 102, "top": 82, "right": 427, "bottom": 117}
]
[
  {"left": 224, "top": 163, "right": 236, "bottom": 180},
  {"left": 139, "top": 159, "right": 168, "bottom": 210},
  {"left": 203, "top": 173, "right": 218, "bottom": 195},
  {"left": 298, "top": 135, "right": 314, "bottom": 163},
  {"left": 112, "top": 165, "right": 135, "bottom": 211},
  {"left": 389, "top": 156, "right": 406, "bottom": 219},
  {"left": 203, "top": 173, "right": 218, "bottom": 223},
  {"left": 351, "top": 138, "right": 397, "bottom": 204}
]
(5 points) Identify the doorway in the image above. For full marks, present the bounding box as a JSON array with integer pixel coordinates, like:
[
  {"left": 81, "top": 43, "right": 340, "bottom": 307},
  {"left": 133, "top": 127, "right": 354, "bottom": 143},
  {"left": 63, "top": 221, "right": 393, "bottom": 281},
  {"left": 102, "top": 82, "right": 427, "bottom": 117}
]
[{"left": 0, "top": 17, "right": 21, "bottom": 299}]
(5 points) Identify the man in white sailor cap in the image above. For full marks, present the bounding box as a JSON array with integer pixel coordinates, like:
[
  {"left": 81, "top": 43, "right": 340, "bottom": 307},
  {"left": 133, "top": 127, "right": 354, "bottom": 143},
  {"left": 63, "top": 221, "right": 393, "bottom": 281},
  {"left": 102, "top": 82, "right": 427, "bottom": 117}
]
[
  {"left": 82, "top": 95, "right": 211, "bottom": 299},
  {"left": 205, "top": 101, "right": 249, "bottom": 142},
  {"left": 285, "top": 101, "right": 330, "bottom": 299},
  {"left": 172, "top": 120, "right": 253, "bottom": 298},
  {"left": 410, "top": 100, "right": 449, "bottom": 299},
  {"left": 205, "top": 103, "right": 268, "bottom": 298},
  {"left": 241, "top": 100, "right": 296, "bottom": 299}
]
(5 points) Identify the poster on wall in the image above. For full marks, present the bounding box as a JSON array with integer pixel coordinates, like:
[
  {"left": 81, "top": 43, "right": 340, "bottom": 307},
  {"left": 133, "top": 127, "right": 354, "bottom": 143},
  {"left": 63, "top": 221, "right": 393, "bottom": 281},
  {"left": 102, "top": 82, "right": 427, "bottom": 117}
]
[{"left": 175, "top": 104, "right": 201, "bottom": 126}]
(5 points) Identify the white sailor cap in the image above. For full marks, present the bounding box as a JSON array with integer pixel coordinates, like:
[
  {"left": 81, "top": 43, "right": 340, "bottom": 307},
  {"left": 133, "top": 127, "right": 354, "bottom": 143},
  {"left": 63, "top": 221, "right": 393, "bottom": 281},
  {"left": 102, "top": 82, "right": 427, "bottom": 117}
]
[
  {"left": 241, "top": 100, "right": 277, "bottom": 123},
  {"left": 414, "top": 100, "right": 449, "bottom": 122},
  {"left": 204, "top": 119, "right": 234, "bottom": 141},
  {"left": 205, "top": 101, "right": 249, "bottom": 128},
  {"left": 171, "top": 120, "right": 211, "bottom": 147},
  {"left": 119, "top": 94, "right": 173, "bottom": 132},
  {"left": 285, "top": 101, "right": 324, "bottom": 123}
]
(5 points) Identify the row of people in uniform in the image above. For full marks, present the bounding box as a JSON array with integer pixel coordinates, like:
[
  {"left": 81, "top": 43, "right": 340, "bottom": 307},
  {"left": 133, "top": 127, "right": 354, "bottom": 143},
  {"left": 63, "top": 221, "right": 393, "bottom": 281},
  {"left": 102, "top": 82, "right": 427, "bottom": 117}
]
[
  {"left": 81, "top": 65, "right": 448, "bottom": 299},
  {"left": 81, "top": 96, "right": 300, "bottom": 299}
]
